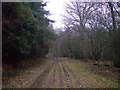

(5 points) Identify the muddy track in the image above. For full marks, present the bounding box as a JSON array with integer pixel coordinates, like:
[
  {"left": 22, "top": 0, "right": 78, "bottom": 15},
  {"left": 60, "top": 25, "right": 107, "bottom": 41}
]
[
  {"left": 29, "top": 58, "right": 118, "bottom": 88},
  {"left": 3, "top": 58, "right": 118, "bottom": 88},
  {"left": 58, "top": 61, "right": 63, "bottom": 87},
  {"left": 53, "top": 62, "right": 58, "bottom": 88},
  {"left": 42, "top": 62, "right": 54, "bottom": 88},
  {"left": 63, "top": 61, "right": 82, "bottom": 88},
  {"left": 54, "top": 61, "right": 62, "bottom": 88},
  {"left": 30, "top": 61, "right": 54, "bottom": 88},
  {"left": 52, "top": 64, "right": 56, "bottom": 87},
  {"left": 49, "top": 64, "right": 56, "bottom": 88},
  {"left": 59, "top": 61, "right": 73, "bottom": 88}
]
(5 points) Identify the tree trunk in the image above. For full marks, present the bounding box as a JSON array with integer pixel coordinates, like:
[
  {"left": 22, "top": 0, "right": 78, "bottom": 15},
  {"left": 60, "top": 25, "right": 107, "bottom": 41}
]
[{"left": 108, "top": 2, "right": 120, "bottom": 68}]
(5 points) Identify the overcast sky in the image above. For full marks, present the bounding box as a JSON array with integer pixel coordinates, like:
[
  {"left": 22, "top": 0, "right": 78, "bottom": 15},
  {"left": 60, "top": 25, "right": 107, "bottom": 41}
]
[
  {"left": 44, "top": 0, "right": 70, "bottom": 29},
  {"left": 44, "top": 0, "right": 119, "bottom": 29}
]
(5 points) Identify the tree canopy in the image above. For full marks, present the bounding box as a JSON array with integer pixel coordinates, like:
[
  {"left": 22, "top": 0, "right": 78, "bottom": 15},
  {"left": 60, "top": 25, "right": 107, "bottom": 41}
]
[{"left": 2, "top": 2, "right": 57, "bottom": 64}]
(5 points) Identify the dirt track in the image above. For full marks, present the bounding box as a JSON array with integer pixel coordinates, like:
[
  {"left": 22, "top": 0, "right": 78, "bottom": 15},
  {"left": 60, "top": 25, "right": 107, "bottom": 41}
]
[
  {"left": 3, "top": 58, "right": 119, "bottom": 88},
  {"left": 30, "top": 58, "right": 118, "bottom": 88},
  {"left": 30, "top": 58, "right": 82, "bottom": 88}
]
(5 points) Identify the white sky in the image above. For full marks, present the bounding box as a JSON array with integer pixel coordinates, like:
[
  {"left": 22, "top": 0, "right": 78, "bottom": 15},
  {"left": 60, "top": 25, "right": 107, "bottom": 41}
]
[
  {"left": 44, "top": 0, "right": 70, "bottom": 29},
  {"left": 44, "top": 0, "right": 119, "bottom": 29}
]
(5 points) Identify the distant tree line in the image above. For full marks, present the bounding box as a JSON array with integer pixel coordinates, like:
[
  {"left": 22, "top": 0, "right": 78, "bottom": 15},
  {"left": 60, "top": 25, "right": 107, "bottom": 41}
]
[
  {"left": 2, "top": 2, "right": 57, "bottom": 65},
  {"left": 51, "top": 2, "right": 120, "bottom": 68}
]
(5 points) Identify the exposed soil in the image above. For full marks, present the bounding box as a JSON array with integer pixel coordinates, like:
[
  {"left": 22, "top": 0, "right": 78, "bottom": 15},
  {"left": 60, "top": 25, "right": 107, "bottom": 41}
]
[{"left": 2, "top": 57, "right": 119, "bottom": 88}]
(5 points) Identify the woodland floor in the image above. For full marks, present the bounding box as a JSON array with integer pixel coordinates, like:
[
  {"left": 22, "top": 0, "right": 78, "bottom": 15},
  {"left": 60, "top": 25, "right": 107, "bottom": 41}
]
[{"left": 2, "top": 57, "right": 120, "bottom": 88}]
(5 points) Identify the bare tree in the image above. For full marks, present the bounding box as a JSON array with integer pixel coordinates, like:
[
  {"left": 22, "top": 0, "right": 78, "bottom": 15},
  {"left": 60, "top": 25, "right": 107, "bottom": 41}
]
[{"left": 108, "top": 2, "right": 120, "bottom": 67}]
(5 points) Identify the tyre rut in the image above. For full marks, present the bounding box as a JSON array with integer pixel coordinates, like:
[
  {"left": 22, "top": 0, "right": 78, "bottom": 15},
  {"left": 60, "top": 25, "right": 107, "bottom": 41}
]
[
  {"left": 63, "top": 61, "right": 82, "bottom": 88},
  {"left": 30, "top": 61, "right": 54, "bottom": 88},
  {"left": 60, "top": 61, "right": 73, "bottom": 88}
]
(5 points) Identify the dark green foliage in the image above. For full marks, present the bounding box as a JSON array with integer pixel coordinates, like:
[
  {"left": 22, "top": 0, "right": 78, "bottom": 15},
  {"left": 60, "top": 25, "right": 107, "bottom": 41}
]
[
  {"left": 2, "top": 2, "right": 57, "bottom": 64},
  {"left": 71, "top": 49, "right": 81, "bottom": 59},
  {"left": 113, "top": 29, "right": 120, "bottom": 68}
]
